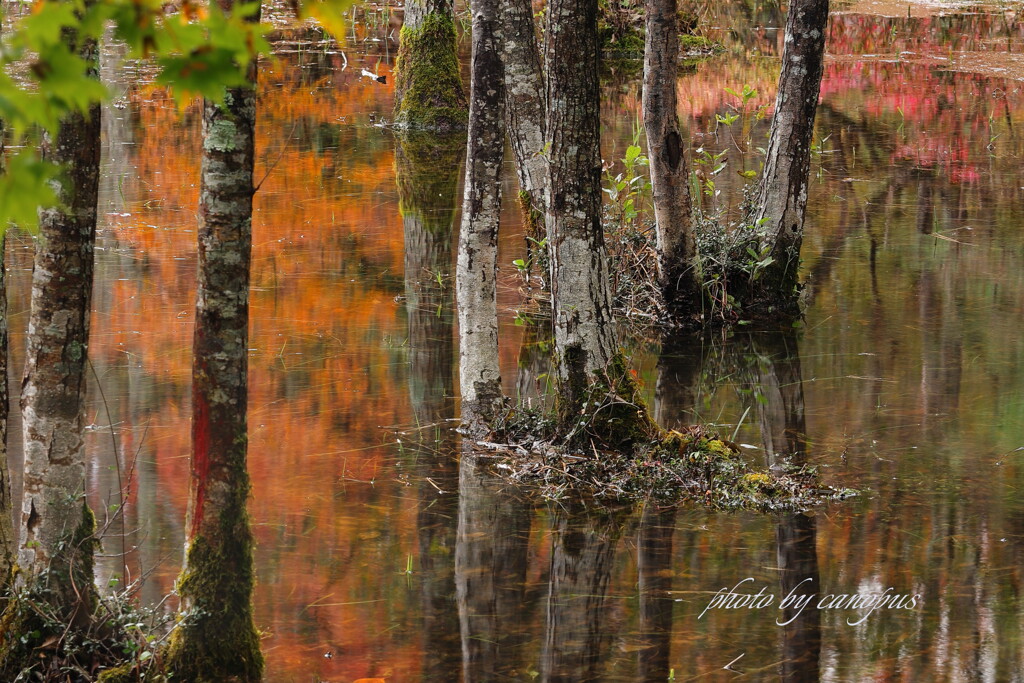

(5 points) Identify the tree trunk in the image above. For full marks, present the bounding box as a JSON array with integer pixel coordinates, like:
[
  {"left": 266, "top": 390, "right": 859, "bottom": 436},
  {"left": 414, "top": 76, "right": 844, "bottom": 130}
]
[
  {"left": 502, "top": 0, "right": 547, "bottom": 237},
  {"left": 635, "top": 505, "right": 675, "bottom": 682},
  {"left": 18, "top": 37, "right": 101, "bottom": 626},
  {"left": 643, "top": 0, "right": 699, "bottom": 317},
  {"left": 456, "top": 451, "right": 532, "bottom": 682},
  {"left": 541, "top": 509, "right": 619, "bottom": 682},
  {"left": 397, "top": 134, "right": 461, "bottom": 424},
  {"left": 752, "top": 0, "right": 829, "bottom": 303},
  {"left": 457, "top": 0, "right": 505, "bottom": 433},
  {"left": 396, "top": 133, "right": 464, "bottom": 680},
  {"left": 0, "top": 110, "right": 13, "bottom": 588},
  {"left": 0, "top": 235, "right": 11, "bottom": 590},
  {"left": 544, "top": 0, "right": 618, "bottom": 426},
  {"left": 394, "top": 0, "right": 468, "bottom": 131},
  {"left": 163, "top": 20, "right": 263, "bottom": 680}
]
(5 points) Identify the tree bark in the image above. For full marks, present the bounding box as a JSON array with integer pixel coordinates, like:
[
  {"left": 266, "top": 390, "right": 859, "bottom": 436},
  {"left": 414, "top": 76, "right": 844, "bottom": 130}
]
[
  {"left": 502, "top": 0, "right": 547, "bottom": 236},
  {"left": 643, "top": 0, "right": 699, "bottom": 316},
  {"left": 0, "top": 235, "right": 11, "bottom": 589},
  {"left": 544, "top": 0, "right": 617, "bottom": 425},
  {"left": 752, "top": 0, "right": 829, "bottom": 302},
  {"left": 18, "top": 34, "right": 100, "bottom": 625},
  {"left": 397, "top": 134, "right": 461, "bottom": 424},
  {"left": 635, "top": 505, "right": 675, "bottom": 682},
  {"left": 457, "top": 0, "right": 505, "bottom": 433},
  {"left": 541, "top": 509, "right": 618, "bottom": 682},
  {"left": 0, "top": 108, "right": 13, "bottom": 587},
  {"left": 164, "top": 12, "right": 263, "bottom": 678},
  {"left": 394, "top": 0, "right": 468, "bottom": 131},
  {"left": 396, "top": 133, "right": 464, "bottom": 680},
  {"left": 456, "top": 451, "right": 532, "bottom": 682}
]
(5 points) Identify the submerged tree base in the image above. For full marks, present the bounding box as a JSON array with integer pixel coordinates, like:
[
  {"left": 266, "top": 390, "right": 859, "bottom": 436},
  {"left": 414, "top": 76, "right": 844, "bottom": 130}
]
[
  {"left": 470, "top": 354, "right": 853, "bottom": 509},
  {"left": 473, "top": 419, "right": 854, "bottom": 509}
]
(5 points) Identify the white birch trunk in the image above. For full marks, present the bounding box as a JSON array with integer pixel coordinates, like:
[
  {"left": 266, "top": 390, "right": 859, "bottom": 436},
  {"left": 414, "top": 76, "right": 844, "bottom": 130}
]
[{"left": 457, "top": 0, "right": 506, "bottom": 431}]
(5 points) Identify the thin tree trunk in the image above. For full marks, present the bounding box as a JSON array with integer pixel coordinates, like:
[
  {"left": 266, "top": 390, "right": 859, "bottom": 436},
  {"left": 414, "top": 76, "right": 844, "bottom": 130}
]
[
  {"left": 0, "top": 234, "right": 11, "bottom": 589},
  {"left": 18, "top": 35, "right": 101, "bottom": 626},
  {"left": 164, "top": 11, "right": 263, "bottom": 678},
  {"left": 457, "top": 0, "right": 505, "bottom": 433},
  {"left": 544, "top": 0, "right": 617, "bottom": 425},
  {"left": 635, "top": 505, "right": 675, "bottom": 682},
  {"left": 394, "top": 0, "right": 468, "bottom": 131},
  {"left": 643, "top": 0, "right": 699, "bottom": 316},
  {"left": 502, "top": 0, "right": 547, "bottom": 236},
  {"left": 0, "top": 110, "right": 13, "bottom": 587},
  {"left": 752, "top": 0, "right": 829, "bottom": 301}
]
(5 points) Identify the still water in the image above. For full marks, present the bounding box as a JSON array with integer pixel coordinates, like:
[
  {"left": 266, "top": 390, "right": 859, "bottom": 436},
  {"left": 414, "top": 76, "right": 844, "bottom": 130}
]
[{"left": 7, "top": 1, "right": 1024, "bottom": 680}]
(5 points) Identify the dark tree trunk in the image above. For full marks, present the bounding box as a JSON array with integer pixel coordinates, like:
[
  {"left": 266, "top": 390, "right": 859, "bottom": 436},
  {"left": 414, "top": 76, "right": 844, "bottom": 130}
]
[
  {"left": 17, "top": 34, "right": 101, "bottom": 625},
  {"left": 457, "top": 0, "right": 505, "bottom": 432},
  {"left": 396, "top": 133, "right": 464, "bottom": 679},
  {"left": 635, "top": 505, "right": 676, "bottom": 682},
  {"left": 394, "top": 0, "right": 468, "bottom": 131},
  {"left": 743, "top": 331, "right": 821, "bottom": 680},
  {"left": 396, "top": 134, "right": 462, "bottom": 423},
  {"left": 456, "top": 451, "right": 532, "bottom": 682},
  {"left": 164, "top": 13, "right": 263, "bottom": 678},
  {"left": 776, "top": 511, "right": 821, "bottom": 683},
  {"left": 502, "top": 0, "right": 547, "bottom": 237},
  {"left": 752, "top": 0, "right": 829, "bottom": 306},
  {"left": 541, "top": 510, "right": 619, "bottom": 682},
  {"left": 643, "top": 0, "right": 699, "bottom": 316},
  {"left": 544, "top": 0, "right": 617, "bottom": 426},
  {"left": 0, "top": 106, "right": 12, "bottom": 589}
]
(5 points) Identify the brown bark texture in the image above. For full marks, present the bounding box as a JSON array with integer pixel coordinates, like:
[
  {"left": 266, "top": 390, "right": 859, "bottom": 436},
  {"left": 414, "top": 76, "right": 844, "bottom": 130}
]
[
  {"left": 163, "top": 45, "right": 263, "bottom": 681},
  {"left": 457, "top": 0, "right": 505, "bottom": 432},
  {"left": 18, "top": 31, "right": 100, "bottom": 621},
  {"left": 752, "top": 0, "right": 829, "bottom": 299},
  {"left": 502, "top": 0, "right": 547, "bottom": 231},
  {"left": 544, "top": 0, "right": 617, "bottom": 425},
  {"left": 642, "top": 0, "right": 699, "bottom": 315}
]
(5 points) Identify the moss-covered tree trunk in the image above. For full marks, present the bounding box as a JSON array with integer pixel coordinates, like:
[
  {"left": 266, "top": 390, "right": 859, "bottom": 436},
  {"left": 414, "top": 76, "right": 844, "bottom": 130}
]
[
  {"left": 751, "top": 0, "right": 829, "bottom": 311},
  {"left": 397, "top": 134, "right": 461, "bottom": 419},
  {"left": 16, "top": 27, "right": 100, "bottom": 630},
  {"left": 396, "top": 133, "right": 464, "bottom": 679},
  {"left": 457, "top": 0, "right": 505, "bottom": 433},
  {"left": 502, "top": 0, "right": 546, "bottom": 237},
  {"left": 544, "top": 0, "right": 619, "bottom": 428},
  {"left": 643, "top": 0, "right": 700, "bottom": 318},
  {"left": 393, "top": 0, "right": 467, "bottom": 131},
  {"left": 163, "top": 6, "right": 263, "bottom": 679}
]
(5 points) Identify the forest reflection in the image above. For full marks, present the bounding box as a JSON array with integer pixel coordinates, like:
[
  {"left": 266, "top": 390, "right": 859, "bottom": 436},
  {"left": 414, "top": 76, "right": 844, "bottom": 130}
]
[{"left": 2, "top": 0, "right": 1020, "bottom": 679}]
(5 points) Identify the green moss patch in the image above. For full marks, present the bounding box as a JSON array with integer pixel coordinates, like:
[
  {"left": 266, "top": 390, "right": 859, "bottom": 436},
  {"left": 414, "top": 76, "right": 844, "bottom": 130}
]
[
  {"left": 483, "top": 359, "right": 853, "bottom": 510},
  {"left": 392, "top": 12, "right": 467, "bottom": 132}
]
